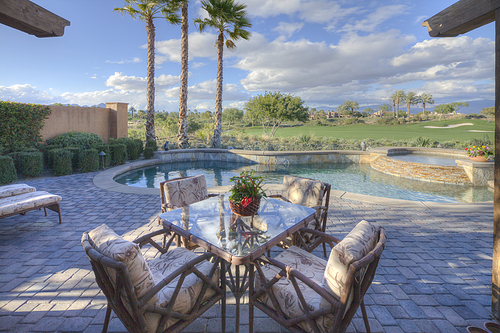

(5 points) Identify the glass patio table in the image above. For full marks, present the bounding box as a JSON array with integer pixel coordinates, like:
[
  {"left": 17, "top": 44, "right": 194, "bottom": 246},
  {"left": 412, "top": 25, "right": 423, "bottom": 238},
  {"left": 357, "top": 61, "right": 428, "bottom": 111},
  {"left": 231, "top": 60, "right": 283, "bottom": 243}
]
[{"left": 158, "top": 194, "right": 316, "bottom": 331}]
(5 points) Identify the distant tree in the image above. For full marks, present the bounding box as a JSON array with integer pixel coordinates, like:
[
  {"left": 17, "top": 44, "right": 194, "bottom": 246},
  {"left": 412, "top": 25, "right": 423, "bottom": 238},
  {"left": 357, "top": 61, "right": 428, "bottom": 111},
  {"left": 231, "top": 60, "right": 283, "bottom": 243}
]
[
  {"left": 433, "top": 104, "right": 454, "bottom": 120},
  {"left": 244, "top": 91, "right": 309, "bottom": 137},
  {"left": 339, "top": 100, "right": 359, "bottom": 113},
  {"left": 363, "top": 107, "right": 373, "bottom": 114},
  {"left": 222, "top": 107, "right": 244, "bottom": 125},
  {"left": 377, "top": 104, "right": 390, "bottom": 116},
  {"left": 402, "top": 91, "right": 419, "bottom": 120},
  {"left": 114, "top": 0, "right": 182, "bottom": 142},
  {"left": 202, "top": 110, "right": 212, "bottom": 121},
  {"left": 129, "top": 106, "right": 137, "bottom": 118},
  {"left": 194, "top": 0, "right": 251, "bottom": 148},
  {"left": 316, "top": 109, "right": 327, "bottom": 120},
  {"left": 390, "top": 90, "right": 405, "bottom": 118},
  {"left": 137, "top": 109, "right": 146, "bottom": 119},
  {"left": 481, "top": 106, "right": 495, "bottom": 122},
  {"left": 450, "top": 101, "right": 470, "bottom": 114},
  {"left": 417, "top": 93, "right": 434, "bottom": 114}
]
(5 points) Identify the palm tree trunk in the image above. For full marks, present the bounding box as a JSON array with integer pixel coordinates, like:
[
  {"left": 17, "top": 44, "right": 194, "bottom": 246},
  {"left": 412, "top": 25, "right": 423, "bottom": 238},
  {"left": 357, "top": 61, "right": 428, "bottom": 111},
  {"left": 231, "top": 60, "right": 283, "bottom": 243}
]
[
  {"left": 407, "top": 102, "right": 410, "bottom": 120},
  {"left": 212, "top": 32, "right": 224, "bottom": 148},
  {"left": 177, "top": 2, "right": 189, "bottom": 149},
  {"left": 146, "top": 17, "right": 156, "bottom": 142},
  {"left": 423, "top": 102, "right": 426, "bottom": 114},
  {"left": 392, "top": 100, "right": 395, "bottom": 118},
  {"left": 396, "top": 98, "right": 400, "bottom": 118}
]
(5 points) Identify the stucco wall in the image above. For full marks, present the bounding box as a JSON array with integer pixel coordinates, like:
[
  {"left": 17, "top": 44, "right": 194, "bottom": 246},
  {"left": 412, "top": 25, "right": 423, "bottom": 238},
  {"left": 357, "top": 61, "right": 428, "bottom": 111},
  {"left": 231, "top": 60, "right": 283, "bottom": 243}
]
[{"left": 40, "top": 102, "right": 128, "bottom": 143}]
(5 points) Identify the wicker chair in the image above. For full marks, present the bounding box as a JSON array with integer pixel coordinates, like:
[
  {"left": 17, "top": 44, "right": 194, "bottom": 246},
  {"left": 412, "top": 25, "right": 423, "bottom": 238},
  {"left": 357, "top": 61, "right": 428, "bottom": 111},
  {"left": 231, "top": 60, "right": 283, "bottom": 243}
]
[
  {"left": 269, "top": 175, "right": 331, "bottom": 256},
  {"left": 249, "top": 221, "right": 386, "bottom": 333},
  {"left": 159, "top": 175, "right": 218, "bottom": 249},
  {"left": 81, "top": 224, "right": 225, "bottom": 333}
]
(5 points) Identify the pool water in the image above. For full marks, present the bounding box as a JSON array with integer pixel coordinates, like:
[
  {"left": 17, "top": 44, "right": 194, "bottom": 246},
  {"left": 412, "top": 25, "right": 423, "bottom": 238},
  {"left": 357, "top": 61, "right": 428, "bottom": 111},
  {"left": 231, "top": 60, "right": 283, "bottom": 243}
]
[
  {"left": 388, "top": 153, "right": 469, "bottom": 166},
  {"left": 114, "top": 161, "right": 493, "bottom": 203}
]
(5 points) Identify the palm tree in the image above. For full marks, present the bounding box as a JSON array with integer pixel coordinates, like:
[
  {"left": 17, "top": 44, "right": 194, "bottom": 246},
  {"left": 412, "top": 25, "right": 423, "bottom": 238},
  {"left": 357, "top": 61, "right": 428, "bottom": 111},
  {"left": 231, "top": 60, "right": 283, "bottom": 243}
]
[
  {"left": 418, "top": 93, "right": 435, "bottom": 114},
  {"left": 177, "top": 0, "right": 189, "bottom": 149},
  {"left": 390, "top": 90, "right": 405, "bottom": 118},
  {"left": 195, "top": 0, "right": 251, "bottom": 148},
  {"left": 114, "top": 0, "right": 182, "bottom": 142},
  {"left": 403, "top": 91, "right": 419, "bottom": 120}
]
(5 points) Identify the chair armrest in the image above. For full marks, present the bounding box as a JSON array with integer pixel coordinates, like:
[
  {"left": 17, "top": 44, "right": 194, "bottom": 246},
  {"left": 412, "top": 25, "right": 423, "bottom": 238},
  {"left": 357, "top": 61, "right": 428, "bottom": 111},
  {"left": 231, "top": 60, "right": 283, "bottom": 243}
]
[
  {"left": 268, "top": 194, "right": 290, "bottom": 202},
  {"left": 294, "top": 228, "right": 341, "bottom": 253},
  {"left": 208, "top": 193, "right": 219, "bottom": 198}
]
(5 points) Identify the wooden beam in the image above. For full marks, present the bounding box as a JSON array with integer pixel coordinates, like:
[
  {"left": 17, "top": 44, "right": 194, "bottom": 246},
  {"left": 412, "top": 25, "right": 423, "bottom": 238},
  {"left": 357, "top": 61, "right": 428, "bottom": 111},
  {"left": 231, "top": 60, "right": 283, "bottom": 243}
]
[
  {"left": 0, "top": 0, "right": 69, "bottom": 37},
  {"left": 423, "top": 0, "right": 500, "bottom": 37}
]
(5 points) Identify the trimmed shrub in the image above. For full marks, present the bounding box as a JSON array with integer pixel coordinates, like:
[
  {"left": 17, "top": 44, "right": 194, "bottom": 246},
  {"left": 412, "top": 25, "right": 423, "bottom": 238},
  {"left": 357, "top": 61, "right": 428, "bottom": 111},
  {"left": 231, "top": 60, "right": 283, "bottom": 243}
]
[
  {"left": 135, "top": 139, "right": 144, "bottom": 155},
  {"left": 94, "top": 145, "right": 111, "bottom": 169},
  {"left": 0, "top": 156, "right": 17, "bottom": 184},
  {"left": 46, "top": 131, "right": 104, "bottom": 149},
  {"left": 112, "top": 138, "right": 141, "bottom": 160},
  {"left": 52, "top": 149, "right": 73, "bottom": 176},
  {"left": 44, "top": 145, "right": 64, "bottom": 168},
  {"left": 146, "top": 140, "right": 158, "bottom": 152},
  {"left": 109, "top": 144, "right": 127, "bottom": 165},
  {"left": 18, "top": 152, "right": 44, "bottom": 177},
  {"left": 143, "top": 147, "right": 154, "bottom": 159},
  {"left": 79, "top": 149, "right": 99, "bottom": 173},
  {"left": 65, "top": 146, "right": 82, "bottom": 169}
]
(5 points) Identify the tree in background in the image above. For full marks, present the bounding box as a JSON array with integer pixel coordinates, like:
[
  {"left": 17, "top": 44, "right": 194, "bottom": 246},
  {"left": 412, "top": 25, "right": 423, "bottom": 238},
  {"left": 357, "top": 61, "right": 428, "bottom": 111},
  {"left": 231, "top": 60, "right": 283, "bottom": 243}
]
[
  {"left": 337, "top": 100, "right": 359, "bottom": 117},
  {"left": 402, "top": 91, "right": 419, "bottom": 120},
  {"left": 417, "top": 93, "right": 434, "bottom": 114},
  {"left": 433, "top": 102, "right": 469, "bottom": 120},
  {"left": 481, "top": 106, "right": 495, "bottom": 122},
  {"left": 244, "top": 91, "right": 309, "bottom": 137},
  {"left": 129, "top": 106, "right": 137, "bottom": 118},
  {"left": 114, "top": 0, "right": 182, "bottom": 142},
  {"left": 390, "top": 90, "right": 405, "bottom": 118},
  {"left": 177, "top": 0, "right": 189, "bottom": 148},
  {"left": 195, "top": 0, "right": 251, "bottom": 148},
  {"left": 222, "top": 107, "right": 244, "bottom": 125}
]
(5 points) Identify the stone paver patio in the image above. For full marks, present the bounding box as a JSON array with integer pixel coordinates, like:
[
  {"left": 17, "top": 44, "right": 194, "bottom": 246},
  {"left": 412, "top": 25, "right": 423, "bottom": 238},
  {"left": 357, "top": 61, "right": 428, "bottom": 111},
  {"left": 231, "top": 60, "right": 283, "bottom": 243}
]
[{"left": 0, "top": 170, "right": 495, "bottom": 333}]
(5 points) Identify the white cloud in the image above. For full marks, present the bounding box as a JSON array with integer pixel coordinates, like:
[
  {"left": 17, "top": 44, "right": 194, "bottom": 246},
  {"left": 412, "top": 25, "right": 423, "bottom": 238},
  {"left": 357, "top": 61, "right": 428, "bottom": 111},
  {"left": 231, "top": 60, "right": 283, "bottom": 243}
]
[
  {"left": 340, "top": 5, "right": 408, "bottom": 33},
  {"left": 273, "top": 22, "right": 304, "bottom": 37},
  {"left": 0, "top": 84, "right": 54, "bottom": 104},
  {"left": 165, "top": 79, "right": 250, "bottom": 101},
  {"left": 105, "top": 72, "right": 179, "bottom": 91}
]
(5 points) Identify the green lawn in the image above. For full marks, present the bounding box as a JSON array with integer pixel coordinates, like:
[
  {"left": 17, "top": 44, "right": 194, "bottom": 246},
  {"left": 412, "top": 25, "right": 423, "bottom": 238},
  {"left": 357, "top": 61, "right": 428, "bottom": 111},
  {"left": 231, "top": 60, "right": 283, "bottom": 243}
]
[{"left": 242, "top": 119, "right": 494, "bottom": 141}]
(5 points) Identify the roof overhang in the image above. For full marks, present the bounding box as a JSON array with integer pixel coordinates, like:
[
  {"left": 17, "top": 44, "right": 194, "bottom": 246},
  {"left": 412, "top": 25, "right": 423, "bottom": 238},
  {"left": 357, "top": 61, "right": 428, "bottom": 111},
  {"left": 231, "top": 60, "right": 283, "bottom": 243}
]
[{"left": 0, "top": 0, "right": 70, "bottom": 37}]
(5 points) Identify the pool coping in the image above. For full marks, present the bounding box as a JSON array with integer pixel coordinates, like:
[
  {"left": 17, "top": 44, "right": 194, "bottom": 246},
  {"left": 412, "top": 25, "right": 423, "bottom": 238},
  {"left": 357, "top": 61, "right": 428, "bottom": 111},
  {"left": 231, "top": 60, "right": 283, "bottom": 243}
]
[{"left": 93, "top": 156, "right": 493, "bottom": 213}]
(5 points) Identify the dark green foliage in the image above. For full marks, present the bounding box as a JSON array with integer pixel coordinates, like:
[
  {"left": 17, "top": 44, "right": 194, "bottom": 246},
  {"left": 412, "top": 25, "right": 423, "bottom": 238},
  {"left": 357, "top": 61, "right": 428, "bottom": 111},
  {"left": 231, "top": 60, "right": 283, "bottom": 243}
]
[
  {"left": 7, "top": 148, "right": 40, "bottom": 171},
  {"left": 52, "top": 149, "right": 73, "bottom": 176},
  {"left": 65, "top": 147, "right": 82, "bottom": 169},
  {"left": 109, "top": 144, "right": 127, "bottom": 165},
  {"left": 143, "top": 147, "right": 154, "bottom": 159},
  {"left": 94, "top": 145, "right": 111, "bottom": 169},
  {"left": 79, "top": 149, "right": 99, "bottom": 173},
  {"left": 0, "top": 101, "right": 51, "bottom": 152},
  {"left": 135, "top": 139, "right": 144, "bottom": 155},
  {"left": 146, "top": 140, "right": 158, "bottom": 151},
  {"left": 112, "top": 137, "right": 142, "bottom": 160},
  {"left": 18, "top": 152, "right": 44, "bottom": 177},
  {"left": 46, "top": 131, "right": 104, "bottom": 149},
  {"left": 45, "top": 145, "right": 64, "bottom": 169},
  {"left": 0, "top": 156, "right": 17, "bottom": 184}
]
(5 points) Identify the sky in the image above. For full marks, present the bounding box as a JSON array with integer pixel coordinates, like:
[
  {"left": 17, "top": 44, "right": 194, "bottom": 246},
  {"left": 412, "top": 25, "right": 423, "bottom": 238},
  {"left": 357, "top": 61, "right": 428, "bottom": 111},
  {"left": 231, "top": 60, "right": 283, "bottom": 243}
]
[{"left": 0, "top": 0, "right": 495, "bottom": 113}]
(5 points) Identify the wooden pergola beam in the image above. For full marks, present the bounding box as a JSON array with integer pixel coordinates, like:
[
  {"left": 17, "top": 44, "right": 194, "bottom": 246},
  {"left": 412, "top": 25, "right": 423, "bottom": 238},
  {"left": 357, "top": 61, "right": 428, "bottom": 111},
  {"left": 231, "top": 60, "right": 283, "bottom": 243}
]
[
  {"left": 423, "top": 0, "right": 500, "bottom": 37},
  {"left": 0, "top": 0, "right": 69, "bottom": 37}
]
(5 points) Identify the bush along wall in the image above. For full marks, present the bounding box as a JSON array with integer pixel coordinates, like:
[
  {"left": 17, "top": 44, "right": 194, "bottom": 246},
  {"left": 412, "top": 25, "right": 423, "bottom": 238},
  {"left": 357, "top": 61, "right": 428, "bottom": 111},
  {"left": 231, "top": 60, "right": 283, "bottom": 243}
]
[
  {"left": 65, "top": 146, "right": 82, "bottom": 169},
  {"left": 0, "top": 156, "right": 17, "bottom": 184},
  {"left": 46, "top": 131, "right": 104, "bottom": 149},
  {"left": 79, "top": 149, "right": 99, "bottom": 173},
  {"left": 0, "top": 101, "right": 51, "bottom": 152},
  {"left": 146, "top": 140, "right": 158, "bottom": 152},
  {"left": 18, "top": 152, "right": 44, "bottom": 177},
  {"left": 109, "top": 144, "right": 127, "bottom": 165},
  {"left": 112, "top": 138, "right": 141, "bottom": 160},
  {"left": 143, "top": 147, "right": 154, "bottom": 159},
  {"left": 45, "top": 145, "right": 64, "bottom": 168},
  {"left": 94, "top": 145, "right": 111, "bottom": 169},
  {"left": 52, "top": 149, "right": 73, "bottom": 176}
]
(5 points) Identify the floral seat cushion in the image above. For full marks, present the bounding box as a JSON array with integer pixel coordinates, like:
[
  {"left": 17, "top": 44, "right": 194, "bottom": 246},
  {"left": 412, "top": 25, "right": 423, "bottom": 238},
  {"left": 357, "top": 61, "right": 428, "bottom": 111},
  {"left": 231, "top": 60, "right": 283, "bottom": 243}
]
[
  {"left": 163, "top": 175, "right": 209, "bottom": 210},
  {"left": 0, "top": 184, "right": 36, "bottom": 199},
  {"left": 282, "top": 175, "right": 324, "bottom": 208},
  {"left": 0, "top": 191, "right": 61, "bottom": 216}
]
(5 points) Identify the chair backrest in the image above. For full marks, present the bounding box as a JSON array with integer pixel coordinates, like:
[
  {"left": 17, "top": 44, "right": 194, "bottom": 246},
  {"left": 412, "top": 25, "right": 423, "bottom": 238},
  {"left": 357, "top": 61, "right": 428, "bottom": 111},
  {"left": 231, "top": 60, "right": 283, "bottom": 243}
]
[
  {"left": 160, "top": 175, "right": 209, "bottom": 213},
  {"left": 81, "top": 230, "right": 149, "bottom": 333},
  {"left": 282, "top": 175, "right": 330, "bottom": 208}
]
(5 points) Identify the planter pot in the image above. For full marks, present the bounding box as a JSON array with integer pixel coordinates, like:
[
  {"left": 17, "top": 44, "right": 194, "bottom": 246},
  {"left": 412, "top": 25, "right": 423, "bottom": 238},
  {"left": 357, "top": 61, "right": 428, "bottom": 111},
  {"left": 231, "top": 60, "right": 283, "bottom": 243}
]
[
  {"left": 469, "top": 156, "right": 491, "bottom": 162},
  {"left": 229, "top": 198, "right": 260, "bottom": 216}
]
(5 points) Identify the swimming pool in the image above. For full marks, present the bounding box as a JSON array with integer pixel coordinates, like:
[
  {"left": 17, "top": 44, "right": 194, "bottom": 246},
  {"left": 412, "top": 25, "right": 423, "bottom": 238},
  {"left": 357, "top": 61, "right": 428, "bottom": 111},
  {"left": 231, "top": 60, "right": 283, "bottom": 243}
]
[
  {"left": 114, "top": 160, "right": 493, "bottom": 203},
  {"left": 388, "top": 153, "right": 469, "bottom": 166}
]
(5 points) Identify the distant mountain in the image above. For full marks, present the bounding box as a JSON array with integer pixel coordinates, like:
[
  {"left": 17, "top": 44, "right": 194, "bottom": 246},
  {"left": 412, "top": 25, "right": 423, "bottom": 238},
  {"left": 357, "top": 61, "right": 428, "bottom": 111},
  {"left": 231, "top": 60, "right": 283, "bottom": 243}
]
[{"left": 311, "top": 100, "right": 494, "bottom": 115}]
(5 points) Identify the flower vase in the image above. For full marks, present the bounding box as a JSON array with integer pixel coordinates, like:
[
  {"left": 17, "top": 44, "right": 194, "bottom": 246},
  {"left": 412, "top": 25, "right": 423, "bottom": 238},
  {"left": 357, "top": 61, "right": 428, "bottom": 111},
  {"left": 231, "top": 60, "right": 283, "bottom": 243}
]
[
  {"left": 229, "top": 198, "right": 260, "bottom": 216},
  {"left": 469, "top": 156, "right": 490, "bottom": 162}
]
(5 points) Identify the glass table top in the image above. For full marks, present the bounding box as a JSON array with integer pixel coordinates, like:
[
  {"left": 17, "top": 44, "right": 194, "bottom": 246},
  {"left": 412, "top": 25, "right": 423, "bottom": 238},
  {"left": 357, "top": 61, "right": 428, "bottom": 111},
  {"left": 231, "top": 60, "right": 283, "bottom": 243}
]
[{"left": 158, "top": 194, "right": 316, "bottom": 261}]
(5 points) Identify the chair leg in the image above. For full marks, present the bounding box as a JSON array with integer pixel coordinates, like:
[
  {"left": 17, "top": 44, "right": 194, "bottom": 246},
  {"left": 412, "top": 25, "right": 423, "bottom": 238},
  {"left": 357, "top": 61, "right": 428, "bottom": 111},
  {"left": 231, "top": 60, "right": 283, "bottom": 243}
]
[
  {"left": 360, "top": 298, "right": 371, "bottom": 333},
  {"left": 102, "top": 304, "right": 112, "bottom": 333}
]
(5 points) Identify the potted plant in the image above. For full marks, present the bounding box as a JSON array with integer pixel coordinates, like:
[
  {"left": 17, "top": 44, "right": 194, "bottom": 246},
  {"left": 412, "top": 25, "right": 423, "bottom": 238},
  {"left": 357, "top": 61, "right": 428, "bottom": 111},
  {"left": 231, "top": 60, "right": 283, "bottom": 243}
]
[
  {"left": 228, "top": 170, "right": 267, "bottom": 216},
  {"left": 465, "top": 145, "right": 494, "bottom": 162}
]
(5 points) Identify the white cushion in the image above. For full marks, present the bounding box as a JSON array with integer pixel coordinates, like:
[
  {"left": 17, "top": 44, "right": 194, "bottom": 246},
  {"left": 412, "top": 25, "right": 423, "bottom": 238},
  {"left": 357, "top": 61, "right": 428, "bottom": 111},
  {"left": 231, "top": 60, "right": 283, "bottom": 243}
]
[
  {"left": 0, "top": 191, "right": 61, "bottom": 216},
  {"left": 282, "top": 176, "right": 324, "bottom": 208},
  {"left": 0, "top": 184, "right": 36, "bottom": 198},
  {"left": 163, "top": 175, "right": 208, "bottom": 210}
]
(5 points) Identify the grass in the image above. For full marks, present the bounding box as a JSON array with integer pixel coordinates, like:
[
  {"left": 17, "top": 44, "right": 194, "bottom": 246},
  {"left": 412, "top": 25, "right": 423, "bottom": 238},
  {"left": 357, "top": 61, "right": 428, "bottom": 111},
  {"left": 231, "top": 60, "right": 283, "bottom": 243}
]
[{"left": 241, "top": 119, "right": 494, "bottom": 142}]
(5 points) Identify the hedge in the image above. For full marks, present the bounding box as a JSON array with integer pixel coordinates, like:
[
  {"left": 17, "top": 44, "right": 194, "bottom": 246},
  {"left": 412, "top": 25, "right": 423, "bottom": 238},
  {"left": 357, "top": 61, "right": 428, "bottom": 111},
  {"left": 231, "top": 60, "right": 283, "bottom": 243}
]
[
  {"left": 0, "top": 101, "right": 51, "bottom": 152},
  {"left": 143, "top": 147, "right": 154, "bottom": 159},
  {"left": 112, "top": 138, "right": 142, "bottom": 160},
  {"left": 79, "top": 149, "right": 99, "bottom": 173},
  {"left": 109, "top": 144, "right": 127, "bottom": 165},
  {"left": 18, "top": 152, "right": 44, "bottom": 177},
  {"left": 0, "top": 156, "right": 17, "bottom": 184},
  {"left": 52, "top": 149, "right": 73, "bottom": 176},
  {"left": 65, "top": 146, "right": 82, "bottom": 169},
  {"left": 94, "top": 144, "right": 111, "bottom": 169},
  {"left": 146, "top": 140, "right": 158, "bottom": 152},
  {"left": 46, "top": 131, "right": 104, "bottom": 149},
  {"left": 44, "top": 145, "right": 64, "bottom": 168}
]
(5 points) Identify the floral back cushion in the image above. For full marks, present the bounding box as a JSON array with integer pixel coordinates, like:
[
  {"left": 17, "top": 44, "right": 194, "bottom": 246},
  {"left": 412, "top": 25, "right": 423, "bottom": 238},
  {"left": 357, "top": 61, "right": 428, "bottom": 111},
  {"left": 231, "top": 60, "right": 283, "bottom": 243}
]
[
  {"left": 322, "top": 220, "right": 379, "bottom": 307},
  {"left": 282, "top": 175, "right": 324, "bottom": 208},
  {"left": 163, "top": 175, "right": 208, "bottom": 210}
]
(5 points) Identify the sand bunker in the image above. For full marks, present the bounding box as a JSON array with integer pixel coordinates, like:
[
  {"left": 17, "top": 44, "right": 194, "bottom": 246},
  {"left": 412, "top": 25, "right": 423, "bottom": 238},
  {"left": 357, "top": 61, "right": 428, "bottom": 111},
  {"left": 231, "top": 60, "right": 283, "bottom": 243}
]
[
  {"left": 468, "top": 130, "right": 494, "bottom": 132},
  {"left": 423, "top": 123, "right": 473, "bottom": 129}
]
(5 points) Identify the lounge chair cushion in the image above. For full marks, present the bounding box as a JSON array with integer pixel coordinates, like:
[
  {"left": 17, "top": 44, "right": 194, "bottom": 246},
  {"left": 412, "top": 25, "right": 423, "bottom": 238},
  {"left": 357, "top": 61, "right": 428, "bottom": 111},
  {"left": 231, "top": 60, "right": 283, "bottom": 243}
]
[
  {"left": 257, "top": 246, "right": 332, "bottom": 333},
  {"left": 282, "top": 176, "right": 324, "bottom": 208},
  {"left": 0, "top": 183, "right": 36, "bottom": 199},
  {"left": 148, "top": 247, "right": 218, "bottom": 328},
  {"left": 322, "top": 220, "right": 379, "bottom": 305},
  {"left": 163, "top": 175, "right": 208, "bottom": 211},
  {"left": 0, "top": 191, "right": 61, "bottom": 216}
]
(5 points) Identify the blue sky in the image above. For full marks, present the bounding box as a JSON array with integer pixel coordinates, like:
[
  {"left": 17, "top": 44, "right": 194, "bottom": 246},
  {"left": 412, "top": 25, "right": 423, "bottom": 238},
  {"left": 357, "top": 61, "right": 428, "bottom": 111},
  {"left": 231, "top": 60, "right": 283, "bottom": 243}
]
[{"left": 0, "top": 0, "right": 495, "bottom": 113}]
